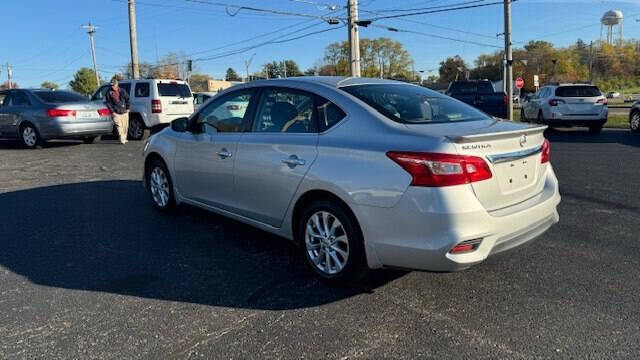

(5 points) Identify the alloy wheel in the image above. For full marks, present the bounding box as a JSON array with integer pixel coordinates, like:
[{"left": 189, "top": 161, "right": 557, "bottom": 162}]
[
  {"left": 305, "top": 211, "right": 349, "bottom": 275},
  {"left": 631, "top": 112, "right": 640, "bottom": 132},
  {"left": 22, "top": 126, "right": 37, "bottom": 147},
  {"left": 149, "top": 166, "right": 170, "bottom": 208}
]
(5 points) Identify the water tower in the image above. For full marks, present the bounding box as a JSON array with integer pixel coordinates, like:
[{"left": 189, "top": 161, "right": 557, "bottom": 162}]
[{"left": 601, "top": 10, "right": 623, "bottom": 45}]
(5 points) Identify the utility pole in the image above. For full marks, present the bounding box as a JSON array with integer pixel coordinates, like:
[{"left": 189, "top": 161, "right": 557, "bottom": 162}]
[
  {"left": 283, "top": 60, "right": 287, "bottom": 78},
  {"left": 128, "top": 0, "right": 140, "bottom": 79},
  {"left": 6, "top": 63, "right": 12, "bottom": 89},
  {"left": 589, "top": 41, "right": 594, "bottom": 83},
  {"left": 347, "top": 0, "right": 361, "bottom": 77},
  {"left": 504, "top": 0, "right": 513, "bottom": 120},
  {"left": 245, "top": 53, "right": 256, "bottom": 82},
  {"left": 82, "top": 23, "right": 100, "bottom": 86}
]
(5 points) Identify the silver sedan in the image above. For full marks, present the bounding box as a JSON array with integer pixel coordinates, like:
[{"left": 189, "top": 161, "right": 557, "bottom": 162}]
[
  {"left": 0, "top": 89, "right": 113, "bottom": 148},
  {"left": 143, "top": 77, "right": 561, "bottom": 283}
]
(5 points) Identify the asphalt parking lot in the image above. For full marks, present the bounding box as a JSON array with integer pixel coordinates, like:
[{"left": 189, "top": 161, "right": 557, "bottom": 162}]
[{"left": 1, "top": 130, "right": 639, "bottom": 359}]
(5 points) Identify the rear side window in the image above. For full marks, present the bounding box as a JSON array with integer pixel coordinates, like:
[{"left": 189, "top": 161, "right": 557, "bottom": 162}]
[
  {"left": 0, "top": 93, "right": 6, "bottom": 106},
  {"left": 555, "top": 86, "right": 601, "bottom": 97},
  {"left": 135, "top": 82, "right": 150, "bottom": 97},
  {"left": 34, "top": 90, "right": 87, "bottom": 103},
  {"left": 316, "top": 96, "right": 346, "bottom": 132},
  {"left": 157, "top": 83, "right": 192, "bottom": 98}
]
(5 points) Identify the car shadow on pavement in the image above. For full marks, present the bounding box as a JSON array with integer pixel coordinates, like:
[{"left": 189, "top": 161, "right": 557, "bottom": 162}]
[
  {"left": 0, "top": 139, "right": 84, "bottom": 149},
  {"left": 0, "top": 180, "right": 405, "bottom": 310},
  {"left": 545, "top": 128, "right": 640, "bottom": 147}
]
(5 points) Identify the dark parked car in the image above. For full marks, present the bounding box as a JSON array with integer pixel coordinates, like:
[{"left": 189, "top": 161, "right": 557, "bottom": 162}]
[
  {"left": 0, "top": 89, "right": 112, "bottom": 148},
  {"left": 446, "top": 80, "right": 507, "bottom": 118}
]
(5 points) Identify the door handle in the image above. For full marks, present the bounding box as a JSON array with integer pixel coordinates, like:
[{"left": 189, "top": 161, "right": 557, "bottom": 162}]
[
  {"left": 216, "top": 148, "right": 232, "bottom": 159},
  {"left": 282, "top": 155, "right": 306, "bottom": 168}
]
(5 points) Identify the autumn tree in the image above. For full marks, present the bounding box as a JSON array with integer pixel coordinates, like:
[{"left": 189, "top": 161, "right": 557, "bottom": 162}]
[
  {"left": 439, "top": 55, "right": 469, "bottom": 83},
  {"left": 189, "top": 73, "right": 213, "bottom": 92},
  {"left": 41, "top": 81, "right": 59, "bottom": 90}
]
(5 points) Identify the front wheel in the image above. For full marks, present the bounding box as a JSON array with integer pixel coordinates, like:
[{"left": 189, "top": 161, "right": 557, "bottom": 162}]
[
  {"left": 297, "top": 200, "right": 368, "bottom": 284},
  {"left": 20, "top": 123, "right": 44, "bottom": 149},
  {"left": 589, "top": 124, "right": 603, "bottom": 133},
  {"left": 146, "top": 159, "right": 176, "bottom": 211},
  {"left": 631, "top": 111, "right": 640, "bottom": 133}
]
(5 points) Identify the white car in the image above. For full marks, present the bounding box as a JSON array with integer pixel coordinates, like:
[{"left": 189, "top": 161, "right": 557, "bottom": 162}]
[
  {"left": 193, "top": 91, "right": 217, "bottom": 111},
  {"left": 92, "top": 79, "right": 194, "bottom": 140},
  {"left": 521, "top": 84, "right": 608, "bottom": 133}
]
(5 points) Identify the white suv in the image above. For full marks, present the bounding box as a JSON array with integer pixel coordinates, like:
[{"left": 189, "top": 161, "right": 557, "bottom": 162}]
[
  {"left": 521, "top": 84, "right": 608, "bottom": 133},
  {"left": 92, "top": 79, "right": 194, "bottom": 140}
]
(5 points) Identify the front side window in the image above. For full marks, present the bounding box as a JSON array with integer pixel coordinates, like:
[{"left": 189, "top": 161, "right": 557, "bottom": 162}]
[
  {"left": 343, "top": 84, "right": 490, "bottom": 124},
  {"left": 135, "top": 82, "right": 150, "bottom": 97},
  {"left": 197, "top": 90, "right": 253, "bottom": 133},
  {"left": 0, "top": 93, "right": 6, "bottom": 107},
  {"left": 253, "top": 88, "right": 316, "bottom": 133}
]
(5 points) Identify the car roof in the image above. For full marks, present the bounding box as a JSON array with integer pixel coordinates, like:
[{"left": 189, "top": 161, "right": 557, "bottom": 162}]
[{"left": 242, "top": 76, "right": 417, "bottom": 89}]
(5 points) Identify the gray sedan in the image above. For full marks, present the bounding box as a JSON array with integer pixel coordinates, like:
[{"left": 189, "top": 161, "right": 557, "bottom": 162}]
[
  {"left": 0, "top": 89, "right": 113, "bottom": 148},
  {"left": 143, "top": 77, "right": 560, "bottom": 283}
]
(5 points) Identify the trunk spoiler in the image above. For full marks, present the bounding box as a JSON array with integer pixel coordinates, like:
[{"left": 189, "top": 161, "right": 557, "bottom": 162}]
[{"left": 446, "top": 125, "right": 547, "bottom": 144}]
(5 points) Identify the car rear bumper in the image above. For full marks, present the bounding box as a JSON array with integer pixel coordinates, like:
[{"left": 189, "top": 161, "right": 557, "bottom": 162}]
[
  {"left": 354, "top": 165, "right": 561, "bottom": 272},
  {"left": 38, "top": 118, "right": 114, "bottom": 139},
  {"left": 545, "top": 108, "right": 608, "bottom": 127}
]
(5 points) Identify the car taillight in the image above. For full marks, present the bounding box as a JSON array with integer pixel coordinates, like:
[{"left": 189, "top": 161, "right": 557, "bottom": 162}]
[
  {"left": 541, "top": 139, "right": 550, "bottom": 164},
  {"left": 97, "top": 108, "right": 110, "bottom": 116},
  {"left": 596, "top": 98, "right": 608, "bottom": 105},
  {"left": 548, "top": 99, "right": 565, "bottom": 106},
  {"left": 386, "top": 152, "right": 492, "bottom": 187},
  {"left": 47, "top": 109, "right": 76, "bottom": 117},
  {"left": 152, "top": 99, "right": 162, "bottom": 114}
]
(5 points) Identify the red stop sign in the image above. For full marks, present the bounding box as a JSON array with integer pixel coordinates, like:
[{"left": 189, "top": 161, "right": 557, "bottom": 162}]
[{"left": 516, "top": 78, "right": 524, "bottom": 89}]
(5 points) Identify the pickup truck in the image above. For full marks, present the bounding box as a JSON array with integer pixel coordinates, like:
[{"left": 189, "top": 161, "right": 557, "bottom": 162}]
[{"left": 446, "top": 80, "right": 508, "bottom": 119}]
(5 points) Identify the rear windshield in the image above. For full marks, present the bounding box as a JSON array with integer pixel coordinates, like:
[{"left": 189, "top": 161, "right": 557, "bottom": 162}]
[
  {"left": 33, "top": 90, "right": 87, "bottom": 103},
  {"left": 342, "top": 84, "right": 490, "bottom": 124},
  {"left": 449, "top": 81, "right": 495, "bottom": 94},
  {"left": 157, "top": 83, "right": 192, "bottom": 97},
  {"left": 555, "top": 86, "right": 601, "bottom": 97}
]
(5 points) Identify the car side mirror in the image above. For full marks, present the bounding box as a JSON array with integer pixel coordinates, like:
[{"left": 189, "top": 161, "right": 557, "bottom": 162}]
[{"left": 171, "top": 117, "right": 189, "bottom": 132}]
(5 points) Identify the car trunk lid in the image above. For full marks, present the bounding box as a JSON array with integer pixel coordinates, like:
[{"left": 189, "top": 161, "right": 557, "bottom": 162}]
[{"left": 406, "top": 119, "right": 549, "bottom": 211}]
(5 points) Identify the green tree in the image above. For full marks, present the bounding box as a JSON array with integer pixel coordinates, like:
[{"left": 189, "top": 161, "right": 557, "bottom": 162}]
[
  {"left": 69, "top": 68, "right": 99, "bottom": 96},
  {"left": 469, "top": 52, "right": 503, "bottom": 81},
  {"left": 40, "top": 81, "right": 59, "bottom": 90},
  {"left": 189, "top": 73, "right": 213, "bottom": 92},
  {"left": 439, "top": 55, "right": 469, "bottom": 83},
  {"left": 225, "top": 68, "right": 242, "bottom": 81}
]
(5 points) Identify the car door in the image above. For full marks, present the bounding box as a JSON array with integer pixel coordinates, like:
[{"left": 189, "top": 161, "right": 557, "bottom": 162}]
[
  {"left": 0, "top": 92, "right": 12, "bottom": 136},
  {"left": 173, "top": 88, "right": 256, "bottom": 211},
  {"left": 233, "top": 87, "right": 319, "bottom": 227}
]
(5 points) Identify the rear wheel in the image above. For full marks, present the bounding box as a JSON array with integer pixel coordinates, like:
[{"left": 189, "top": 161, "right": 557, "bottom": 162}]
[
  {"left": 146, "top": 159, "right": 176, "bottom": 211},
  {"left": 631, "top": 110, "right": 640, "bottom": 133},
  {"left": 128, "top": 115, "right": 148, "bottom": 141},
  {"left": 19, "top": 123, "right": 44, "bottom": 149},
  {"left": 297, "top": 200, "right": 368, "bottom": 284},
  {"left": 83, "top": 136, "right": 97, "bottom": 144}
]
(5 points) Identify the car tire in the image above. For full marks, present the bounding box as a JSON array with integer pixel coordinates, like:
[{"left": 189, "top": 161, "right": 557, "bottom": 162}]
[
  {"left": 19, "top": 123, "right": 45, "bottom": 149},
  {"left": 297, "top": 199, "right": 369, "bottom": 285},
  {"left": 589, "top": 124, "right": 603, "bottom": 133},
  {"left": 630, "top": 110, "right": 640, "bottom": 133},
  {"left": 146, "top": 159, "right": 176, "bottom": 211},
  {"left": 128, "top": 115, "right": 149, "bottom": 141},
  {"left": 83, "top": 136, "right": 98, "bottom": 144}
]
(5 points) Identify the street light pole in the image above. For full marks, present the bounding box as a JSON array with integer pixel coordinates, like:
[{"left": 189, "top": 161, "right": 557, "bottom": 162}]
[{"left": 245, "top": 53, "right": 256, "bottom": 82}]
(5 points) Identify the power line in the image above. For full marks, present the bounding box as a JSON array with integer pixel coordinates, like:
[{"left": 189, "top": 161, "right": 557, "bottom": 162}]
[
  {"left": 361, "top": 0, "right": 514, "bottom": 21},
  {"left": 369, "top": 24, "right": 503, "bottom": 49},
  {"left": 184, "top": 0, "right": 344, "bottom": 22},
  {"left": 367, "top": 0, "right": 491, "bottom": 13}
]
